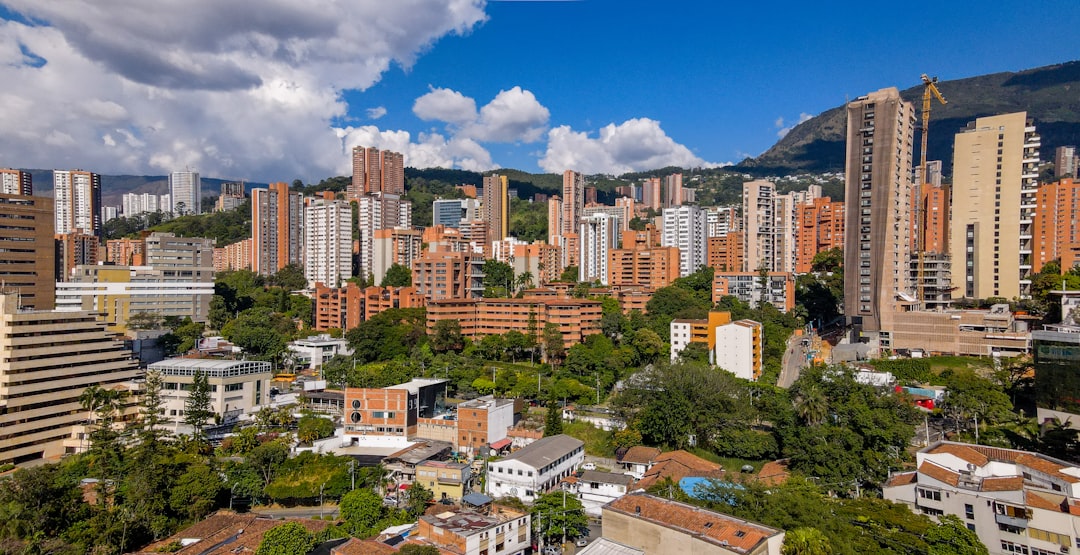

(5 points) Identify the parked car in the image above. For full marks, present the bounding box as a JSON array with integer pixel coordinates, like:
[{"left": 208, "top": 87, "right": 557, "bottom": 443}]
[
  {"left": 581, "top": 462, "right": 596, "bottom": 471},
  {"left": 543, "top": 546, "right": 561, "bottom": 555},
  {"left": 576, "top": 539, "right": 589, "bottom": 547}
]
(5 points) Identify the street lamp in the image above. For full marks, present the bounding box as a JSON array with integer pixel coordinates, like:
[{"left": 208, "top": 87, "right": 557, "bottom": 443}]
[{"left": 319, "top": 479, "right": 329, "bottom": 518}]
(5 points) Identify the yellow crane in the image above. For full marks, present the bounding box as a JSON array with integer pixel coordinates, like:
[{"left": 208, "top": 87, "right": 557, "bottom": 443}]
[{"left": 915, "top": 74, "right": 948, "bottom": 303}]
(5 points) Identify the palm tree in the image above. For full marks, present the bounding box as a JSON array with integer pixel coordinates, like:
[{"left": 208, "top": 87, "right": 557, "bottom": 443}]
[
  {"left": 782, "top": 527, "right": 832, "bottom": 555},
  {"left": 793, "top": 384, "right": 828, "bottom": 426},
  {"left": 516, "top": 271, "right": 535, "bottom": 293}
]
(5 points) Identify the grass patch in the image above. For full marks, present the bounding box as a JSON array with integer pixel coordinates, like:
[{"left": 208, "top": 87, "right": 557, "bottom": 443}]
[
  {"left": 923, "top": 355, "right": 994, "bottom": 373},
  {"left": 688, "top": 448, "right": 766, "bottom": 473},
  {"left": 563, "top": 421, "right": 614, "bottom": 457}
]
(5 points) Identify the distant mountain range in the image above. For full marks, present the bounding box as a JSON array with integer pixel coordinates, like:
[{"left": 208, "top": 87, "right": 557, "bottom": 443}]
[{"left": 738, "top": 60, "right": 1080, "bottom": 177}]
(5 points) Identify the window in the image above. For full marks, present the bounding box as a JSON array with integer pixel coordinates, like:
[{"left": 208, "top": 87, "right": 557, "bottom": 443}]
[
  {"left": 1000, "top": 540, "right": 1028, "bottom": 554},
  {"left": 965, "top": 503, "right": 974, "bottom": 520},
  {"left": 917, "top": 488, "right": 941, "bottom": 502},
  {"left": 1030, "top": 528, "right": 1070, "bottom": 546}
]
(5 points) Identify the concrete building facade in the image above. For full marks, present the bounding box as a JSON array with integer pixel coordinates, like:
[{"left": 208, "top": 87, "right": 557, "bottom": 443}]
[
  {"left": 303, "top": 197, "right": 353, "bottom": 288},
  {"left": 149, "top": 358, "right": 272, "bottom": 427},
  {"left": 252, "top": 182, "right": 303, "bottom": 276},
  {"left": 53, "top": 170, "right": 102, "bottom": 237},
  {"left": 579, "top": 213, "right": 619, "bottom": 284},
  {"left": 486, "top": 434, "right": 584, "bottom": 502},
  {"left": 0, "top": 194, "right": 55, "bottom": 310},
  {"left": 662, "top": 205, "right": 707, "bottom": 277},
  {"left": 483, "top": 174, "right": 510, "bottom": 250},
  {"left": 169, "top": 170, "right": 201, "bottom": 215},
  {"left": 0, "top": 168, "right": 31, "bottom": 195}
]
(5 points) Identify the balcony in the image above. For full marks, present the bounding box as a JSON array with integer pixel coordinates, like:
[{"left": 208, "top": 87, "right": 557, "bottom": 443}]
[{"left": 994, "top": 513, "right": 1028, "bottom": 529}]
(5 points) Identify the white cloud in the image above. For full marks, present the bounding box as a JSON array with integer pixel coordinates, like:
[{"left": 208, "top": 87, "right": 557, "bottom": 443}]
[
  {"left": 539, "top": 118, "right": 720, "bottom": 174},
  {"left": 337, "top": 125, "right": 496, "bottom": 173},
  {"left": 776, "top": 112, "right": 814, "bottom": 139},
  {"left": 413, "top": 87, "right": 478, "bottom": 124},
  {"left": 463, "top": 86, "right": 549, "bottom": 143},
  {"left": 366, "top": 106, "right": 388, "bottom": 120},
  {"left": 0, "top": 1, "right": 488, "bottom": 181}
]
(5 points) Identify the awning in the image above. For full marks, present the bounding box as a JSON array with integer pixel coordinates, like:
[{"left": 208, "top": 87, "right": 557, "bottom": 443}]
[{"left": 489, "top": 438, "right": 512, "bottom": 450}]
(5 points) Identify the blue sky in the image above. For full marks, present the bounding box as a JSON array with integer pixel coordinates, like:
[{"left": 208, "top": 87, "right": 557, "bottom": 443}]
[{"left": 1, "top": 1, "right": 1078, "bottom": 181}]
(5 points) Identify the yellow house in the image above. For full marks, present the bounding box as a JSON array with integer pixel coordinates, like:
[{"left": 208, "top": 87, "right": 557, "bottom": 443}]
[{"left": 415, "top": 460, "right": 472, "bottom": 502}]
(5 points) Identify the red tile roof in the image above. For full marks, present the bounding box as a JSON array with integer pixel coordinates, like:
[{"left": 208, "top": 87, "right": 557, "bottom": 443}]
[
  {"left": 884, "top": 471, "right": 918, "bottom": 488},
  {"left": 635, "top": 450, "right": 724, "bottom": 490},
  {"left": 333, "top": 538, "right": 400, "bottom": 555},
  {"left": 620, "top": 446, "right": 662, "bottom": 464},
  {"left": 980, "top": 476, "right": 1024, "bottom": 492},
  {"left": 927, "top": 443, "right": 990, "bottom": 466},
  {"left": 132, "top": 512, "right": 330, "bottom": 555},
  {"left": 1017, "top": 454, "right": 1080, "bottom": 484},
  {"left": 917, "top": 462, "right": 959, "bottom": 487},
  {"left": 606, "top": 493, "right": 781, "bottom": 554}
]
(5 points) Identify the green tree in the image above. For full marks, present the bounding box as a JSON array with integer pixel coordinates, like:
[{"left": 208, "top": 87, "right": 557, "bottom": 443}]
[
  {"left": 431, "top": 319, "right": 465, "bottom": 353},
  {"left": 256, "top": 522, "right": 315, "bottom": 555},
  {"left": 542, "top": 322, "right": 565, "bottom": 365},
  {"left": 544, "top": 398, "right": 564, "bottom": 436},
  {"left": 783, "top": 527, "right": 833, "bottom": 555},
  {"left": 381, "top": 263, "right": 413, "bottom": 287},
  {"left": 926, "top": 515, "right": 988, "bottom": 555},
  {"left": 398, "top": 546, "right": 441, "bottom": 555},
  {"left": 559, "top": 265, "right": 579, "bottom": 283},
  {"left": 297, "top": 415, "right": 336, "bottom": 443},
  {"left": 169, "top": 464, "right": 223, "bottom": 521},
  {"left": 532, "top": 491, "right": 588, "bottom": 541},
  {"left": 268, "top": 263, "right": 308, "bottom": 291},
  {"left": 339, "top": 488, "right": 385, "bottom": 534},
  {"left": 405, "top": 482, "right": 433, "bottom": 517},
  {"left": 184, "top": 370, "right": 214, "bottom": 452},
  {"left": 629, "top": 328, "right": 664, "bottom": 365},
  {"left": 483, "top": 259, "right": 515, "bottom": 297}
]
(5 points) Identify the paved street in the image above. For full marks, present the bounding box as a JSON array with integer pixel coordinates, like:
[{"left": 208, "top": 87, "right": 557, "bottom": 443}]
[
  {"left": 250, "top": 504, "right": 339, "bottom": 519},
  {"left": 777, "top": 335, "right": 805, "bottom": 388}
]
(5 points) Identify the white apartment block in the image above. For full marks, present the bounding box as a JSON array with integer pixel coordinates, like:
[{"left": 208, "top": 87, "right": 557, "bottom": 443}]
[
  {"left": 169, "top": 171, "right": 201, "bottom": 215},
  {"left": 486, "top": 434, "right": 584, "bottom": 503},
  {"left": 53, "top": 170, "right": 101, "bottom": 236},
  {"left": 122, "top": 192, "right": 170, "bottom": 216},
  {"left": 714, "top": 320, "right": 762, "bottom": 381},
  {"left": 304, "top": 198, "right": 353, "bottom": 288},
  {"left": 661, "top": 205, "right": 707, "bottom": 277},
  {"left": 706, "top": 206, "right": 740, "bottom": 238},
  {"left": 580, "top": 213, "right": 619, "bottom": 284},
  {"left": 885, "top": 441, "right": 1080, "bottom": 555},
  {"left": 149, "top": 358, "right": 273, "bottom": 429},
  {"left": 670, "top": 320, "right": 695, "bottom": 363}
]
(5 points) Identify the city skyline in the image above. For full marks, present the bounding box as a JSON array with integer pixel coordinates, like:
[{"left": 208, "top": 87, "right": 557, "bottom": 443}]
[{"left": 1, "top": 1, "right": 1078, "bottom": 183}]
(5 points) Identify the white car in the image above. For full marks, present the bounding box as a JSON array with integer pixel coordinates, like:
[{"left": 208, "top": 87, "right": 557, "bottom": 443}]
[{"left": 581, "top": 462, "right": 596, "bottom": 471}]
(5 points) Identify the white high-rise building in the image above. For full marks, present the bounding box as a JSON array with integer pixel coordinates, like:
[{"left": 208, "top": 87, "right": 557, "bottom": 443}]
[
  {"left": 661, "top": 205, "right": 707, "bottom": 277},
  {"left": 579, "top": 213, "right": 618, "bottom": 285},
  {"left": 705, "top": 206, "right": 740, "bottom": 238},
  {"left": 303, "top": 198, "right": 353, "bottom": 288},
  {"left": 0, "top": 169, "right": 31, "bottom": 195},
  {"left": 122, "top": 192, "right": 169, "bottom": 216},
  {"left": 169, "top": 171, "right": 201, "bottom": 216},
  {"left": 53, "top": 170, "right": 101, "bottom": 236}
]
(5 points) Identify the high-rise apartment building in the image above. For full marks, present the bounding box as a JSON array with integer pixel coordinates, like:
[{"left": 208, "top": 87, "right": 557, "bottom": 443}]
[
  {"left": 215, "top": 182, "right": 246, "bottom": 212},
  {"left": 55, "top": 233, "right": 99, "bottom": 281},
  {"left": 1056, "top": 145, "right": 1078, "bottom": 179},
  {"left": 371, "top": 227, "right": 422, "bottom": 285},
  {"left": 432, "top": 198, "right": 481, "bottom": 228},
  {"left": 482, "top": 174, "right": 510, "bottom": 249},
  {"left": 793, "top": 197, "right": 845, "bottom": 273},
  {"left": 705, "top": 206, "right": 740, "bottom": 238},
  {"left": 742, "top": 180, "right": 778, "bottom": 272},
  {"left": 949, "top": 112, "right": 1040, "bottom": 300},
  {"left": 304, "top": 197, "right": 353, "bottom": 288},
  {"left": 0, "top": 194, "right": 54, "bottom": 309},
  {"left": 1032, "top": 178, "right": 1080, "bottom": 273},
  {"left": 661, "top": 205, "right": 707, "bottom": 277},
  {"left": 642, "top": 177, "right": 662, "bottom": 212},
  {"left": 843, "top": 87, "right": 916, "bottom": 338},
  {"left": 562, "top": 170, "right": 585, "bottom": 236},
  {"left": 707, "top": 231, "right": 745, "bottom": 273},
  {"left": 663, "top": 173, "right": 683, "bottom": 208},
  {"left": 122, "top": 192, "right": 169, "bottom": 216},
  {"left": 0, "top": 293, "right": 139, "bottom": 465},
  {"left": 582, "top": 201, "right": 632, "bottom": 233},
  {"left": 252, "top": 182, "right": 303, "bottom": 276},
  {"left": 169, "top": 170, "right": 201, "bottom": 215},
  {"left": 547, "top": 195, "right": 563, "bottom": 246},
  {"left": 579, "top": 213, "right": 619, "bottom": 284},
  {"left": 349, "top": 146, "right": 404, "bottom": 200},
  {"left": 0, "top": 168, "right": 31, "bottom": 195},
  {"left": 53, "top": 170, "right": 102, "bottom": 237},
  {"left": 412, "top": 250, "right": 485, "bottom": 301}
]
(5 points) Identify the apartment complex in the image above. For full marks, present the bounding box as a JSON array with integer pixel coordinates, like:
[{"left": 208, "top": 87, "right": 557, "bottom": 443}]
[
  {"left": 486, "top": 434, "right": 584, "bottom": 502},
  {"left": 252, "top": 182, "right": 303, "bottom": 275},
  {"left": 714, "top": 319, "right": 764, "bottom": 381},
  {"left": 793, "top": 197, "right": 844, "bottom": 273},
  {"left": 56, "top": 232, "right": 100, "bottom": 281},
  {"left": 843, "top": 87, "right": 916, "bottom": 341},
  {"left": 417, "top": 506, "right": 531, "bottom": 555},
  {"left": 415, "top": 460, "right": 473, "bottom": 502},
  {"left": 149, "top": 358, "right": 272, "bottom": 427},
  {"left": 711, "top": 272, "right": 795, "bottom": 312},
  {"left": 1032, "top": 178, "right": 1080, "bottom": 273},
  {"left": 169, "top": 170, "right": 201, "bottom": 215},
  {"left": 122, "top": 192, "right": 170, "bottom": 216},
  {"left": 662, "top": 205, "right": 707, "bottom": 277},
  {"left": 579, "top": 213, "right": 619, "bottom": 284},
  {"left": 433, "top": 198, "right": 481, "bottom": 228},
  {"left": 885, "top": 441, "right": 1080, "bottom": 555},
  {"left": 303, "top": 196, "right": 353, "bottom": 288},
  {"left": 53, "top": 170, "right": 102, "bottom": 237},
  {"left": 607, "top": 246, "right": 681, "bottom": 289},
  {"left": 707, "top": 232, "right": 745, "bottom": 273},
  {"left": 349, "top": 145, "right": 404, "bottom": 201},
  {"left": 1056, "top": 145, "right": 1078, "bottom": 178},
  {"left": 950, "top": 112, "right": 1040, "bottom": 300},
  {"left": 603, "top": 493, "right": 784, "bottom": 555},
  {"left": 215, "top": 182, "right": 245, "bottom": 212},
  {"left": 426, "top": 295, "right": 602, "bottom": 348},
  {"left": 669, "top": 311, "right": 733, "bottom": 362},
  {"left": 0, "top": 194, "right": 55, "bottom": 310},
  {"left": 664, "top": 173, "right": 683, "bottom": 207},
  {"left": 0, "top": 293, "right": 139, "bottom": 465},
  {"left": 311, "top": 283, "right": 424, "bottom": 331},
  {"left": 372, "top": 227, "right": 423, "bottom": 285},
  {"left": 412, "top": 250, "right": 485, "bottom": 301},
  {"left": 213, "top": 238, "right": 253, "bottom": 272},
  {"left": 0, "top": 168, "right": 32, "bottom": 195}
]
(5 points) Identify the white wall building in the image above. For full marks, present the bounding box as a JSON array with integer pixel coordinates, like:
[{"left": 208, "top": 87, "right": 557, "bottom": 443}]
[
  {"left": 486, "top": 434, "right": 584, "bottom": 503},
  {"left": 287, "top": 334, "right": 352, "bottom": 370},
  {"left": 122, "top": 192, "right": 169, "bottom": 216},
  {"left": 304, "top": 197, "right": 353, "bottom": 288},
  {"left": 169, "top": 171, "right": 201, "bottom": 216},
  {"left": 149, "top": 358, "right": 272, "bottom": 429},
  {"left": 715, "top": 320, "right": 762, "bottom": 381},
  {"left": 884, "top": 441, "right": 1080, "bottom": 555},
  {"left": 670, "top": 319, "right": 696, "bottom": 363},
  {"left": 661, "top": 205, "right": 707, "bottom": 277},
  {"left": 566, "top": 470, "right": 634, "bottom": 516},
  {"left": 579, "top": 213, "right": 619, "bottom": 284}
]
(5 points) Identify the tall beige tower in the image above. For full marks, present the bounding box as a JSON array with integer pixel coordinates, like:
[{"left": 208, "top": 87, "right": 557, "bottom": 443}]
[
  {"left": 483, "top": 174, "right": 510, "bottom": 249},
  {"left": 843, "top": 88, "right": 916, "bottom": 339},
  {"left": 949, "top": 112, "right": 1040, "bottom": 300},
  {"left": 562, "top": 170, "right": 585, "bottom": 236}
]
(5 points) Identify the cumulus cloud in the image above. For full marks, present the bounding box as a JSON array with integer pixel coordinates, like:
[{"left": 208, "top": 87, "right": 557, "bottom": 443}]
[
  {"left": 366, "top": 106, "right": 388, "bottom": 120},
  {"left": 0, "top": 1, "right": 487, "bottom": 181},
  {"left": 776, "top": 112, "right": 814, "bottom": 138},
  {"left": 539, "top": 118, "right": 720, "bottom": 174},
  {"left": 337, "top": 125, "right": 496, "bottom": 173},
  {"left": 413, "top": 86, "right": 478, "bottom": 124}
]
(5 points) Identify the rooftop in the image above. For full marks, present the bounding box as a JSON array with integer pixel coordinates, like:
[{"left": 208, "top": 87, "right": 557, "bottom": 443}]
[
  {"left": 388, "top": 378, "right": 449, "bottom": 394},
  {"left": 577, "top": 538, "right": 645, "bottom": 555},
  {"left": 132, "top": 513, "right": 330, "bottom": 555},
  {"left": 605, "top": 493, "right": 782, "bottom": 555},
  {"left": 148, "top": 358, "right": 272, "bottom": 371},
  {"left": 421, "top": 506, "right": 525, "bottom": 537},
  {"left": 498, "top": 434, "right": 584, "bottom": 469},
  {"left": 634, "top": 450, "right": 724, "bottom": 490},
  {"left": 579, "top": 470, "right": 635, "bottom": 486},
  {"left": 458, "top": 396, "right": 515, "bottom": 410},
  {"left": 619, "top": 446, "right": 662, "bottom": 464}
]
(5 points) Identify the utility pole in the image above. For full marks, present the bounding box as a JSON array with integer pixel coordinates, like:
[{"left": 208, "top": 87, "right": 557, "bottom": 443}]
[{"left": 349, "top": 460, "right": 356, "bottom": 491}]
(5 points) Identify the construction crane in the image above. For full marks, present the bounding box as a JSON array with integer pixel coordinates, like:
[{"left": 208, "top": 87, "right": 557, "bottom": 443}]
[{"left": 914, "top": 74, "right": 948, "bottom": 304}]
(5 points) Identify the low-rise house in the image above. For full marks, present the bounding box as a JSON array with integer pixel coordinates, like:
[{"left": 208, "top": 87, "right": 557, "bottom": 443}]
[
  {"left": 602, "top": 492, "right": 785, "bottom": 555},
  {"left": 287, "top": 334, "right": 352, "bottom": 370},
  {"left": 572, "top": 470, "right": 635, "bottom": 516},
  {"left": 884, "top": 441, "right": 1080, "bottom": 555},
  {"left": 619, "top": 446, "right": 662, "bottom": 479},
  {"left": 634, "top": 450, "right": 724, "bottom": 490},
  {"left": 416, "top": 459, "right": 473, "bottom": 503},
  {"left": 486, "top": 434, "right": 585, "bottom": 502},
  {"left": 417, "top": 505, "right": 531, "bottom": 555},
  {"left": 131, "top": 513, "right": 331, "bottom": 555},
  {"left": 507, "top": 427, "right": 543, "bottom": 449}
]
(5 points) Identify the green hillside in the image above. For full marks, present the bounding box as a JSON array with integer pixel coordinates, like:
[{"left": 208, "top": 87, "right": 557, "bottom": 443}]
[{"left": 740, "top": 60, "right": 1080, "bottom": 177}]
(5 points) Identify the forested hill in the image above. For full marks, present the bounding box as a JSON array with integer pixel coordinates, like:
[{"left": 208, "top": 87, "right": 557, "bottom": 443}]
[{"left": 739, "top": 60, "right": 1080, "bottom": 177}]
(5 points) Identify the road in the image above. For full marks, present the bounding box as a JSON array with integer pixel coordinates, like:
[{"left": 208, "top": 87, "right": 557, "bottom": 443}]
[
  {"left": 251, "top": 504, "right": 339, "bottom": 519},
  {"left": 777, "top": 335, "right": 805, "bottom": 388}
]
